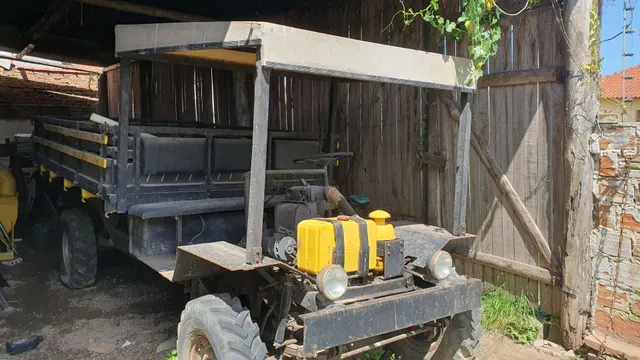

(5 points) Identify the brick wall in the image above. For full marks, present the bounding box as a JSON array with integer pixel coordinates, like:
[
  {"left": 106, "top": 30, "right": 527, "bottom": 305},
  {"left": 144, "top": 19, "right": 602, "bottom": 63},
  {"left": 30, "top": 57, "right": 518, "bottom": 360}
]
[
  {"left": 592, "top": 122, "right": 640, "bottom": 345},
  {"left": 0, "top": 66, "right": 98, "bottom": 119}
]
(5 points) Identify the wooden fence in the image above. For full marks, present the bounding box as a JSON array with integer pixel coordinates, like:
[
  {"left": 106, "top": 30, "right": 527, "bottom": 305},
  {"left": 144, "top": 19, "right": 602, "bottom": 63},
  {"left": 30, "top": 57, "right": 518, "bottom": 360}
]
[
  {"left": 429, "top": 4, "right": 567, "bottom": 328},
  {"left": 100, "top": 0, "right": 567, "bottom": 329}
]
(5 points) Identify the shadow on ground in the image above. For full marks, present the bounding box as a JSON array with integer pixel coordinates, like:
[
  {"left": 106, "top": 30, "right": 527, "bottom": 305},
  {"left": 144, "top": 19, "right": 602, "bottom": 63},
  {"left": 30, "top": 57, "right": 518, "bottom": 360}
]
[{"left": 0, "top": 239, "right": 189, "bottom": 360}]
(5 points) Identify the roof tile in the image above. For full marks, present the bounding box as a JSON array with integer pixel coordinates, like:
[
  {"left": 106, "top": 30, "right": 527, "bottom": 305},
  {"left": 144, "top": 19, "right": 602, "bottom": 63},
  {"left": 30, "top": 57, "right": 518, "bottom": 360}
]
[{"left": 601, "top": 65, "right": 640, "bottom": 99}]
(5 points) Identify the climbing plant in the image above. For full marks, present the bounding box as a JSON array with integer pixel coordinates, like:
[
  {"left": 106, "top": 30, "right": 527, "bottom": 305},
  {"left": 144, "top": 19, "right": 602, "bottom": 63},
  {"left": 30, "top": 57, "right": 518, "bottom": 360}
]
[{"left": 391, "top": 0, "right": 502, "bottom": 83}]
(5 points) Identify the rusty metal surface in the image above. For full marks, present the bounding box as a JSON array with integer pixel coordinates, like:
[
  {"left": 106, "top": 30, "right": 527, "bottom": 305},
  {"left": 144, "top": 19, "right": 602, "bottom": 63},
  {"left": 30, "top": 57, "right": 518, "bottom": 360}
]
[
  {"left": 177, "top": 242, "right": 279, "bottom": 271},
  {"left": 298, "top": 279, "right": 482, "bottom": 357},
  {"left": 392, "top": 221, "right": 475, "bottom": 269}
]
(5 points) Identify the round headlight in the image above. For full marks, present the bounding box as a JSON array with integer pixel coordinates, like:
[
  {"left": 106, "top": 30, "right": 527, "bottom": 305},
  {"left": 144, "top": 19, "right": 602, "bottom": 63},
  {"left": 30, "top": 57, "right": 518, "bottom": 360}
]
[
  {"left": 428, "top": 251, "right": 453, "bottom": 280},
  {"left": 316, "top": 265, "right": 348, "bottom": 300}
]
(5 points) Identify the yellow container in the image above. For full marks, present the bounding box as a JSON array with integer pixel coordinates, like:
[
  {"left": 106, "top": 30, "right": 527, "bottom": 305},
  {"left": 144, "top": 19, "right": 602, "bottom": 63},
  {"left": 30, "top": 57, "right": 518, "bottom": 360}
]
[
  {"left": 0, "top": 168, "right": 18, "bottom": 233},
  {"left": 297, "top": 217, "right": 378, "bottom": 275}
]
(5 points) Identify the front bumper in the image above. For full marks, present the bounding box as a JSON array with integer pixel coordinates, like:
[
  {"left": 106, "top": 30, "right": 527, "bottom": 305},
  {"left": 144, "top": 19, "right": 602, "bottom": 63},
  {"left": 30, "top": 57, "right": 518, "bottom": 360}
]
[{"left": 298, "top": 278, "right": 482, "bottom": 357}]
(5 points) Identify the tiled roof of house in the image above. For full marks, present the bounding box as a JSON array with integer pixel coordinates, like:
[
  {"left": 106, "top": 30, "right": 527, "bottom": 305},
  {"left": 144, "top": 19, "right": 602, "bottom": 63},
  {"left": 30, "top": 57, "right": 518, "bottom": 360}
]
[{"left": 601, "top": 65, "right": 640, "bottom": 99}]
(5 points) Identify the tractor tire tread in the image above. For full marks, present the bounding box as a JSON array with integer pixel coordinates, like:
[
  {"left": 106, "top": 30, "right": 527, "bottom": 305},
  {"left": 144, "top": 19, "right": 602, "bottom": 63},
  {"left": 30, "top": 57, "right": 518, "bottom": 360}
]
[
  {"left": 177, "top": 294, "right": 267, "bottom": 360},
  {"left": 59, "top": 208, "right": 97, "bottom": 289}
]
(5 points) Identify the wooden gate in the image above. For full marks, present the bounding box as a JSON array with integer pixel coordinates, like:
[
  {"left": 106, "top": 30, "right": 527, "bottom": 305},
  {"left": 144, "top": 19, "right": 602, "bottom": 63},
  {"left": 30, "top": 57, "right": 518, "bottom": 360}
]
[{"left": 427, "top": 5, "right": 566, "bottom": 326}]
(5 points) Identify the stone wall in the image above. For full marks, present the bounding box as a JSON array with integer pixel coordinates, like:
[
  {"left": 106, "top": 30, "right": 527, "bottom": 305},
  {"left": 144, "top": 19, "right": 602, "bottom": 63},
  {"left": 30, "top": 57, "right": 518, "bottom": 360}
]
[{"left": 593, "top": 122, "right": 640, "bottom": 345}]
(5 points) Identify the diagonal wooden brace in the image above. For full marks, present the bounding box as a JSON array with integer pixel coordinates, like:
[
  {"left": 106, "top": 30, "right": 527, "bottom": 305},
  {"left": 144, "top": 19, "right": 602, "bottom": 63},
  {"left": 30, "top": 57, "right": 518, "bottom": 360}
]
[{"left": 436, "top": 90, "right": 562, "bottom": 273}]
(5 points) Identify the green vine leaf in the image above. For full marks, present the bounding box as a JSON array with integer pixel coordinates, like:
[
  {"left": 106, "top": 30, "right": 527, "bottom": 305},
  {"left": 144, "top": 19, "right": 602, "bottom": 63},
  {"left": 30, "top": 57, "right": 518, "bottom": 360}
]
[{"left": 390, "top": 0, "right": 503, "bottom": 84}]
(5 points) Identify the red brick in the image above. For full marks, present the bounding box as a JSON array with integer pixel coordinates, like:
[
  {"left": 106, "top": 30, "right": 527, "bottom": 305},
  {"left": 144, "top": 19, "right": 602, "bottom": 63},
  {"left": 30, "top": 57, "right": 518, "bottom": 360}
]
[
  {"left": 600, "top": 206, "right": 615, "bottom": 228},
  {"left": 0, "top": 67, "right": 98, "bottom": 119},
  {"left": 623, "top": 214, "right": 640, "bottom": 232},
  {"left": 598, "top": 182, "right": 632, "bottom": 203},
  {"left": 595, "top": 309, "right": 640, "bottom": 344},
  {"left": 601, "top": 155, "right": 617, "bottom": 177},
  {"left": 597, "top": 284, "right": 627, "bottom": 308}
]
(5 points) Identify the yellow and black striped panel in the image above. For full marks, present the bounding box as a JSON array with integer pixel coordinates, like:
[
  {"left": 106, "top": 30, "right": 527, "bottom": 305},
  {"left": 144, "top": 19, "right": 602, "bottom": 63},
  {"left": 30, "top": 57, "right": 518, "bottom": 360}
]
[
  {"left": 32, "top": 136, "right": 108, "bottom": 169},
  {"left": 42, "top": 124, "right": 108, "bottom": 145}
]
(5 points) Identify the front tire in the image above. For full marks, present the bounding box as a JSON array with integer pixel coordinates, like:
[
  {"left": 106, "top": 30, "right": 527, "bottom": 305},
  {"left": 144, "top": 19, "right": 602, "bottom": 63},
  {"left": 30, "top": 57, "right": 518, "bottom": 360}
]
[
  {"left": 177, "top": 294, "right": 268, "bottom": 360},
  {"left": 390, "top": 309, "right": 482, "bottom": 360},
  {"left": 59, "top": 208, "right": 97, "bottom": 289}
]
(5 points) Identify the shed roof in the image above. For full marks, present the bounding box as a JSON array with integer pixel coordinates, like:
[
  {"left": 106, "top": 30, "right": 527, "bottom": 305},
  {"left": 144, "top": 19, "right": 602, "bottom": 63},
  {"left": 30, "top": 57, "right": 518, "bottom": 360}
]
[
  {"left": 115, "top": 21, "right": 476, "bottom": 93},
  {"left": 601, "top": 65, "right": 640, "bottom": 99}
]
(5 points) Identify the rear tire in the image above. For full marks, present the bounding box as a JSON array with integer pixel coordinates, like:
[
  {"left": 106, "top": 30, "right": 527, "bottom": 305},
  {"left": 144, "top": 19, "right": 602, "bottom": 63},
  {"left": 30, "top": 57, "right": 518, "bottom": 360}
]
[
  {"left": 390, "top": 309, "right": 482, "bottom": 360},
  {"left": 177, "top": 294, "right": 268, "bottom": 360},
  {"left": 59, "top": 208, "right": 97, "bottom": 289}
]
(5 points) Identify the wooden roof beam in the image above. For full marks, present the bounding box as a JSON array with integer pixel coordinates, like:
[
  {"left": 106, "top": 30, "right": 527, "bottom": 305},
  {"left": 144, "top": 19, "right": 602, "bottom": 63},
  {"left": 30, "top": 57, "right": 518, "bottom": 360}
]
[
  {"left": 76, "top": 0, "right": 214, "bottom": 22},
  {"left": 18, "top": 0, "right": 71, "bottom": 59}
]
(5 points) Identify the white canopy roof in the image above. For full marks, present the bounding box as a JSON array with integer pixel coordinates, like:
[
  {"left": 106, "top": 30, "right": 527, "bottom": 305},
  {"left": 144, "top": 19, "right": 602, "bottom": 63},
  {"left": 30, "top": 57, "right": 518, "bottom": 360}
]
[{"left": 115, "top": 21, "right": 476, "bottom": 92}]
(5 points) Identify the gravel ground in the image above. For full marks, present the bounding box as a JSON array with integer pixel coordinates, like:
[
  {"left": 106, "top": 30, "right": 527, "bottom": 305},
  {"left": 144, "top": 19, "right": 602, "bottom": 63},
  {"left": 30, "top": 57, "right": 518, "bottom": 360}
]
[{"left": 0, "top": 239, "right": 574, "bottom": 360}]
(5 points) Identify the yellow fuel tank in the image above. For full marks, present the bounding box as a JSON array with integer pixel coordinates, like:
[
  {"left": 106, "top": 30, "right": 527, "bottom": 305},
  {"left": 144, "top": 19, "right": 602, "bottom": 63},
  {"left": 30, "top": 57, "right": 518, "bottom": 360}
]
[
  {"left": 297, "top": 216, "right": 377, "bottom": 275},
  {"left": 0, "top": 167, "right": 18, "bottom": 233}
]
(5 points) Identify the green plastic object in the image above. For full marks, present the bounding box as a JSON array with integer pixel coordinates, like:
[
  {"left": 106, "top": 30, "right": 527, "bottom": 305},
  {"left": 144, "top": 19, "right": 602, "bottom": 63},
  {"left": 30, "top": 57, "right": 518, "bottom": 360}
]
[{"left": 348, "top": 195, "right": 370, "bottom": 205}]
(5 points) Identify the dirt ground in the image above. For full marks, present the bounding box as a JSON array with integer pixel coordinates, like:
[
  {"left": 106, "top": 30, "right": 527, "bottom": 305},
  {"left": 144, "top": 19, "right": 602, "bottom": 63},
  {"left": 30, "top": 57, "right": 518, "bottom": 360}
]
[
  {"left": 0, "top": 243, "right": 189, "bottom": 360},
  {"left": 0, "top": 241, "right": 571, "bottom": 360}
]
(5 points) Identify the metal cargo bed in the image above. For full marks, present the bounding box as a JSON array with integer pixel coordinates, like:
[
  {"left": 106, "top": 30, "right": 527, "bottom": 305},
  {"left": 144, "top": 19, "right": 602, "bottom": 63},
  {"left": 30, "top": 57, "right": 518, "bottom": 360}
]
[{"left": 32, "top": 116, "right": 322, "bottom": 215}]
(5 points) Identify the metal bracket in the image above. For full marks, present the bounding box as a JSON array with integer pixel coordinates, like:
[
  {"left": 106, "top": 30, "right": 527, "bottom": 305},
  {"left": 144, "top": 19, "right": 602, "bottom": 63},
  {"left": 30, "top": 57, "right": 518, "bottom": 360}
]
[{"left": 562, "top": 285, "right": 578, "bottom": 298}]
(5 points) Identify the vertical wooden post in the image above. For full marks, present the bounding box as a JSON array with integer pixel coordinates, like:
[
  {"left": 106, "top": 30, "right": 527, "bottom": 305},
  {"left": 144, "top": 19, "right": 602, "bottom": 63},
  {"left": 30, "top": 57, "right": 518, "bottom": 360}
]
[
  {"left": 562, "top": 0, "right": 599, "bottom": 349},
  {"left": 97, "top": 73, "right": 109, "bottom": 116},
  {"left": 117, "top": 58, "right": 131, "bottom": 213},
  {"left": 324, "top": 80, "right": 339, "bottom": 184},
  {"left": 452, "top": 93, "right": 473, "bottom": 236},
  {"left": 232, "top": 71, "right": 252, "bottom": 127},
  {"left": 245, "top": 49, "right": 270, "bottom": 265}
]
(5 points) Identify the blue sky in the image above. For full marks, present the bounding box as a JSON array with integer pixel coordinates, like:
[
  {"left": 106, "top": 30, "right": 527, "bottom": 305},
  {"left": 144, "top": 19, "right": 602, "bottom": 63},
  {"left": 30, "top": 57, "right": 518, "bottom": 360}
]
[{"left": 602, "top": 0, "right": 640, "bottom": 75}]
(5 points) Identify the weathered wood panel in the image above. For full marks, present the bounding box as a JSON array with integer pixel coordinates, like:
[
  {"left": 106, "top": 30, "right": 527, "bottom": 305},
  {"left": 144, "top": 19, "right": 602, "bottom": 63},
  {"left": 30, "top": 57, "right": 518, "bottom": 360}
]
[{"left": 429, "top": 6, "right": 565, "bottom": 321}]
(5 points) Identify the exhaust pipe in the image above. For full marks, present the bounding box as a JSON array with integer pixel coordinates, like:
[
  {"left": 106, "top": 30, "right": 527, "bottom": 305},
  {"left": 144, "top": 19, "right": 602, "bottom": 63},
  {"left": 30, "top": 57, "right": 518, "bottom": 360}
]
[{"left": 325, "top": 187, "right": 357, "bottom": 216}]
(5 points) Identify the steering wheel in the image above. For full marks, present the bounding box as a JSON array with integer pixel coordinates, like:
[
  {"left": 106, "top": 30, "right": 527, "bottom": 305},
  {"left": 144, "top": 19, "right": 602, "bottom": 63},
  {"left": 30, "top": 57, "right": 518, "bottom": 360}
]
[{"left": 293, "top": 152, "right": 354, "bottom": 165}]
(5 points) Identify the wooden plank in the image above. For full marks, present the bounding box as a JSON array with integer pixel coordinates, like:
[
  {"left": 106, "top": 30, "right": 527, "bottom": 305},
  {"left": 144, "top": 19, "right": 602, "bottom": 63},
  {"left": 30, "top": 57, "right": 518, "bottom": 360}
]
[
  {"left": 473, "top": 86, "right": 491, "bottom": 283},
  {"left": 383, "top": 0, "right": 399, "bottom": 216},
  {"left": 268, "top": 70, "right": 278, "bottom": 129},
  {"left": 425, "top": 26, "right": 443, "bottom": 227},
  {"left": 177, "top": 65, "right": 197, "bottom": 122},
  {"left": 198, "top": 67, "right": 214, "bottom": 123},
  {"left": 541, "top": 7, "right": 566, "bottom": 327},
  {"left": 447, "top": 245, "right": 559, "bottom": 285},
  {"left": 214, "top": 70, "right": 231, "bottom": 125},
  {"left": 131, "top": 61, "right": 142, "bottom": 119},
  {"left": 412, "top": 0, "right": 425, "bottom": 223},
  {"left": 478, "top": 67, "right": 564, "bottom": 88},
  {"left": 453, "top": 93, "right": 472, "bottom": 236},
  {"left": 43, "top": 124, "right": 108, "bottom": 145},
  {"left": 347, "top": 0, "right": 363, "bottom": 198},
  {"left": 286, "top": 76, "right": 294, "bottom": 131},
  {"left": 511, "top": 14, "right": 536, "bottom": 302},
  {"left": 97, "top": 73, "right": 109, "bottom": 117},
  {"left": 152, "top": 62, "right": 177, "bottom": 120},
  {"left": 106, "top": 68, "right": 120, "bottom": 117},
  {"left": 77, "top": 0, "right": 211, "bottom": 22},
  {"left": 490, "top": 18, "right": 511, "bottom": 288},
  {"left": 371, "top": 0, "right": 385, "bottom": 216},
  {"left": 33, "top": 136, "right": 108, "bottom": 168}
]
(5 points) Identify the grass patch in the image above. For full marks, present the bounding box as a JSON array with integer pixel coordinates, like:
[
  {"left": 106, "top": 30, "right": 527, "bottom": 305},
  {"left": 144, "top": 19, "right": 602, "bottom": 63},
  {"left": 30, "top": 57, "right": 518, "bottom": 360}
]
[
  {"left": 357, "top": 349, "right": 388, "bottom": 360},
  {"left": 481, "top": 285, "right": 540, "bottom": 344}
]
